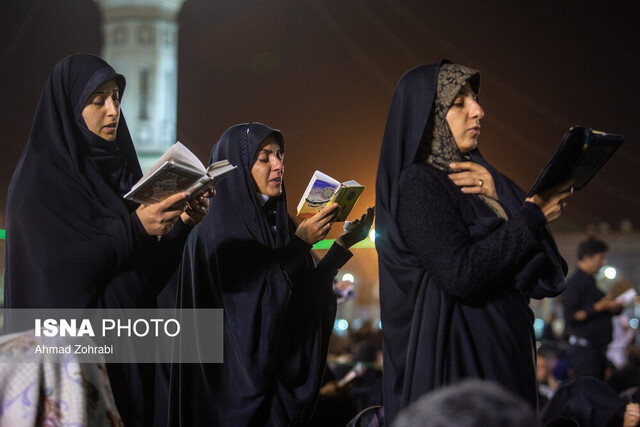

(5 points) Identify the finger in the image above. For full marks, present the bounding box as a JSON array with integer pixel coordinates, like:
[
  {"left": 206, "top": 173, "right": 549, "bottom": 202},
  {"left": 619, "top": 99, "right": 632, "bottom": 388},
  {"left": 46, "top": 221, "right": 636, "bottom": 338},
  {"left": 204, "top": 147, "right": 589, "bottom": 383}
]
[
  {"left": 192, "top": 196, "right": 209, "bottom": 208},
  {"left": 539, "top": 180, "right": 575, "bottom": 200},
  {"left": 319, "top": 222, "right": 332, "bottom": 238},
  {"left": 192, "top": 203, "right": 208, "bottom": 215},
  {"left": 313, "top": 215, "right": 335, "bottom": 232},
  {"left": 364, "top": 207, "right": 375, "bottom": 226},
  {"left": 203, "top": 189, "right": 216, "bottom": 198},
  {"left": 314, "top": 205, "right": 340, "bottom": 226},
  {"left": 359, "top": 209, "right": 370, "bottom": 224},
  {"left": 449, "top": 161, "right": 481, "bottom": 172},
  {"left": 448, "top": 171, "right": 475, "bottom": 183},
  {"left": 551, "top": 191, "right": 573, "bottom": 204},
  {"left": 184, "top": 207, "right": 204, "bottom": 221},
  {"left": 160, "top": 192, "right": 188, "bottom": 211},
  {"left": 448, "top": 173, "right": 488, "bottom": 189},
  {"left": 460, "top": 185, "right": 484, "bottom": 195},
  {"left": 314, "top": 203, "right": 340, "bottom": 221},
  {"left": 163, "top": 209, "right": 183, "bottom": 221}
]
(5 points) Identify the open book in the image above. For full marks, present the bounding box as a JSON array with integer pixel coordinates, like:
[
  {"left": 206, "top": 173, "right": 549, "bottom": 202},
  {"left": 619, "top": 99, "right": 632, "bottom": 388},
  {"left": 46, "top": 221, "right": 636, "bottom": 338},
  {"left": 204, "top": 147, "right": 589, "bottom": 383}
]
[
  {"left": 124, "top": 142, "right": 237, "bottom": 205},
  {"left": 296, "top": 170, "right": 364, "bottom": 222},
  {"left": 528, "top": 126, "right": 624, "bottom": 196}
]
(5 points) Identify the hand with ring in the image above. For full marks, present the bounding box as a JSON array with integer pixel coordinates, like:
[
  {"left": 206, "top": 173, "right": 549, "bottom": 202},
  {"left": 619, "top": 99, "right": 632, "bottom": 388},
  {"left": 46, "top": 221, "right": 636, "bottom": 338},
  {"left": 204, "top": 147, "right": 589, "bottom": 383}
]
[
  {"left": 448, "top": 161, "right": 498, "bottom": 200},
  {"left": 295, "top": 203, "right": 340, "bottom": 245}
]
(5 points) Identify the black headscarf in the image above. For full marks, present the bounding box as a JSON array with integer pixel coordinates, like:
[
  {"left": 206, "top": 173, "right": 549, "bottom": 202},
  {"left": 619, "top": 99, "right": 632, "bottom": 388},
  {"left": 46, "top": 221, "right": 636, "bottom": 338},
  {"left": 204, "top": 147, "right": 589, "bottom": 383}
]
[
  {"left": 3, "top": 54, "right": 175, "bottom": 426},
  {"left": 170, "top": 123, "right": 336, "bottom": 426},
  {"left": 4, "top": 53, "right": 143, "bottom": 311}
]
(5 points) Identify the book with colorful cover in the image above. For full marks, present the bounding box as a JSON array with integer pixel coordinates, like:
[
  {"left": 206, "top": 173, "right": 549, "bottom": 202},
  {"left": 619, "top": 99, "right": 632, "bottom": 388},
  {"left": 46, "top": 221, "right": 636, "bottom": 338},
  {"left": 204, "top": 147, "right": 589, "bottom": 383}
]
[{"left": 296, "top": 170, "right": 364, "bottom": 222}]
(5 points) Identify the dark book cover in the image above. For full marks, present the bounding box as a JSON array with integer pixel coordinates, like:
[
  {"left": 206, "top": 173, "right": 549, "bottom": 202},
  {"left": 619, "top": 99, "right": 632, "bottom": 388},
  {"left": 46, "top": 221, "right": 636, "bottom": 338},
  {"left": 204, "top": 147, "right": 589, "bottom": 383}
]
[{"left": 528, "top": 126, "right": 624, "bottom": 196}]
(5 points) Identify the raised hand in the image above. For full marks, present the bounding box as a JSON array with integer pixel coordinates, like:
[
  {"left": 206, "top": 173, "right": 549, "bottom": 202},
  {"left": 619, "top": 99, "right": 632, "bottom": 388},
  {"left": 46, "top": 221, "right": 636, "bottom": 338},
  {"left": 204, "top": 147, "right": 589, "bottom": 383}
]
[
  {"left": 136, "top": 192, "right": 188, "bottom": 236},
  {"left": 526, "top": 180, "right": 573, "bottom": 223},
  {"left": 336, "top": 206, "right": 375, "bottom": 249},
  {"left": 448, "top": 161, "right": 498, "bottom": 200},
  {"left": 181, "top": 189, "right": 215, "bottom": 226},
  {"left": 295, "top": 203, "right": 340, "bottom": 245}
]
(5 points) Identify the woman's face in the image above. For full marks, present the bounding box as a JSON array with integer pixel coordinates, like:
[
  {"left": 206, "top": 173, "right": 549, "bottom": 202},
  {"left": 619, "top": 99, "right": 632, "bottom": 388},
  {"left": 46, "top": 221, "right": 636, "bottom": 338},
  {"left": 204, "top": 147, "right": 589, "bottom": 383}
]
[
  {"left": 445, "top": 82, "right": 484, "bottom": 155},
  {"left": 251, "top": 135, "right": 284, "bottom": 197},
  {"left": 81, "top": 79, "right": 120, "bottom": 141}
]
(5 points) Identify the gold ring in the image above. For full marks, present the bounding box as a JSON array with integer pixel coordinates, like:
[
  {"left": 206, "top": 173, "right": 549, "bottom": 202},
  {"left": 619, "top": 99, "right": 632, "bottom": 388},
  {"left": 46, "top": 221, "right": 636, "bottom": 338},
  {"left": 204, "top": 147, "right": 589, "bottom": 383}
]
[{"left": 478, "top": 179, "right": 483, "bottom": 187}]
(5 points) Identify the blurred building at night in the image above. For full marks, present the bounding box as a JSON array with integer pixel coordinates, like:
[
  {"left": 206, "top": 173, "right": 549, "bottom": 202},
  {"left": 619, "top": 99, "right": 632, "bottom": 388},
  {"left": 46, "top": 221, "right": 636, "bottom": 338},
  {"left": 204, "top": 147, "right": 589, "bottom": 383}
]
[{"left": 93, "top": 0, "right": 186, "bottom": 172}]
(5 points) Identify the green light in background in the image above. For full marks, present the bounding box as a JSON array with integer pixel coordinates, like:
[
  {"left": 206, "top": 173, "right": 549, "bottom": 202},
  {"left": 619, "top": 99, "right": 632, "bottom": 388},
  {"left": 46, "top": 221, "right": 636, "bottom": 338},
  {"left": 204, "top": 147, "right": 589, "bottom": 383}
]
[
  {"left": 0, "top": 230, "right": 378, "bottom": 246},
  {"left": 312, "top": 239, "right": 375, "bottom": 250}
]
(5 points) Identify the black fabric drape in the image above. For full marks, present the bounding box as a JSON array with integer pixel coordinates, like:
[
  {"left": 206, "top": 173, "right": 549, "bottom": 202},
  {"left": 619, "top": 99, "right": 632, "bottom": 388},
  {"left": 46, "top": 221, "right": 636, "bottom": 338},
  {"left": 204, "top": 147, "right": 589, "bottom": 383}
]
[
  {"left": 4, "top": 53, "right": 191, "bottom": 427},
  {"left": 375, "top": 62, "right": 567, "bottom": 423},
  {"left": 4, "top": 53, "right": 145, "bottom": 311},
  {"left": 169, "top": 123, "right": 346, "bottom": 426}
]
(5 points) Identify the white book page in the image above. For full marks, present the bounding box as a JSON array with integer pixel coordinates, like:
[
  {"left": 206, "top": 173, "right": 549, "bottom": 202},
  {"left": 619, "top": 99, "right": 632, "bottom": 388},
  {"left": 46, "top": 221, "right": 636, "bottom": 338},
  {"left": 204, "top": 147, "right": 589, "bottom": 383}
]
[
  {"left": 142, "top": 142, "right": 206, "bottom": 178},
  {"left": 206, "top": 159, "right": 231, "bottom": 173}
]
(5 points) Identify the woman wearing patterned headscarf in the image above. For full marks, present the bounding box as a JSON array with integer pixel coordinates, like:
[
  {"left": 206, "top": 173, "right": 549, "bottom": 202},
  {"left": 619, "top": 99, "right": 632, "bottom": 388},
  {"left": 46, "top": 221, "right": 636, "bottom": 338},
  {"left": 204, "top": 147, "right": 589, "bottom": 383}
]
[{"left": 376, "top": 61, "right": 571, "bottom": 423}]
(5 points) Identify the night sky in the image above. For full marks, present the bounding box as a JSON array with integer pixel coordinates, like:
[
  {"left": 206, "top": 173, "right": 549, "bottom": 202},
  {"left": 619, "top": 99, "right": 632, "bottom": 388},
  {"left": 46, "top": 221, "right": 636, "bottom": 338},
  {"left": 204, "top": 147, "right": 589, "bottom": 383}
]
[{"left": 2, "top": 0, "right": 639, "bottom": 232}]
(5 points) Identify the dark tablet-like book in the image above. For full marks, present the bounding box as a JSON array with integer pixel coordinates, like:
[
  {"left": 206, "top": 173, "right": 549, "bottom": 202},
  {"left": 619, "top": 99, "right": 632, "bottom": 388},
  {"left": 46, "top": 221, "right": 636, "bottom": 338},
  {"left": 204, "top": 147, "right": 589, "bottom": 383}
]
[
  {"left": 527, "top": 126, "right": 624, "bottom": 197},
  {"left": 124, "top": 142, "right": 237, "bottom": 205}
]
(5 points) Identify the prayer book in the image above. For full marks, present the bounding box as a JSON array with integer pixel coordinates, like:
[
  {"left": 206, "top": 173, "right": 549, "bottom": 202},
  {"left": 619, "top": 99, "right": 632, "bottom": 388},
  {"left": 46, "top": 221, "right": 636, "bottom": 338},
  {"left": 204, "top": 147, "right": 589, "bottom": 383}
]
[
  {"left": 296, "top": 170, "right": 364, "bottom": 222},
  {"left": 528, "top": 126, "right": 623, "bottom": 196},
  {"left": 124, "top": 142, "right": 236, "bottom": 205}
]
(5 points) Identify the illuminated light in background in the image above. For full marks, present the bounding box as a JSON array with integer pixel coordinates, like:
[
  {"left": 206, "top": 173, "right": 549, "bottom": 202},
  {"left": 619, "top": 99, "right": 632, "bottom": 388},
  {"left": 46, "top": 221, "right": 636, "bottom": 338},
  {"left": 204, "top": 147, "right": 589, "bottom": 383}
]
[
  {"left": 369, "top": 228, "right": 376, "bottom": 242},
  {"left": 631, "top": 318, "right": 639, "bottom": 330},
  {"left": 351, "top": 318, "right": 364, "bottom": 330},
  {"left": 604, "top": 266, "right": 617, "bottom": 280},
  {"left": 377, "top": 319, "right": 382, "bottom": 330},
  {"left": 342, "top": 273, "right": 355, "bottom": 283},
  {"left": 333, "top": 319, "right": 349, "bottom": 336},
  {"left": 534, "top": 318, "right": 544, "bottom": 338}
]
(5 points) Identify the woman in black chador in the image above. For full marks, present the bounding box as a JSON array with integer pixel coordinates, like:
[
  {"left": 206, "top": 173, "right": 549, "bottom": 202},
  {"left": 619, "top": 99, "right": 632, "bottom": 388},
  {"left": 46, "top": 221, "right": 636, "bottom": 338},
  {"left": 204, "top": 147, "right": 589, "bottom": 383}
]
[
  {"left": 375, "top": 62, "right": 572, "bottom": 423},
  {"left": 168, "top": 122, "right": 373, "bottom": 426},
  {"left": 4, "top": 54, "right": 208, "bottom": 426}
]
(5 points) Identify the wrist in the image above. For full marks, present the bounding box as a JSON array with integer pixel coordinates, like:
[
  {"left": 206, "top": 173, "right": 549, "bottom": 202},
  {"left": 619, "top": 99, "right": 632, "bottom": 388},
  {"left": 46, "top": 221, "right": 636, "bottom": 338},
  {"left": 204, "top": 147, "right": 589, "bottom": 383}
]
[{"left": 295, "top": 226, "right": 311, "bottom": 245}]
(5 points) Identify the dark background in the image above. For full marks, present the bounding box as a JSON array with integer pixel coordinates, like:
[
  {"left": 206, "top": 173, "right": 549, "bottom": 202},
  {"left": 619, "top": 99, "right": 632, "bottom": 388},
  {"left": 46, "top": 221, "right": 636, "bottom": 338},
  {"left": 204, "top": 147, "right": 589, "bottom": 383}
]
[{"left": 2, "top": 0, "right": 638, "bottom": 232}]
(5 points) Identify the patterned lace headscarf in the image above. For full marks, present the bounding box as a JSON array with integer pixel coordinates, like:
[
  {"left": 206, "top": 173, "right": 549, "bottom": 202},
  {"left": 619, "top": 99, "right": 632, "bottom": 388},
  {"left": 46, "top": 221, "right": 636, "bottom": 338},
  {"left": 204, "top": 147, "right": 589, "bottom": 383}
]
[{"left": 424, "top": 63, "right": 507, "bottom": 219}]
